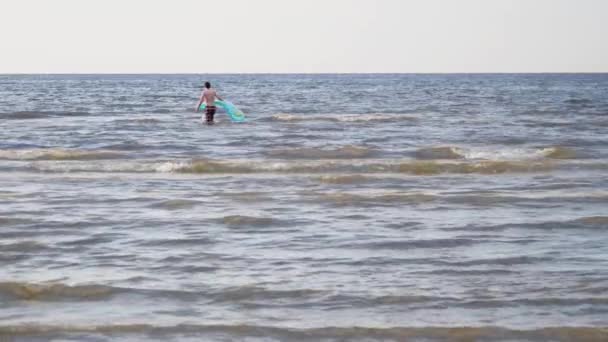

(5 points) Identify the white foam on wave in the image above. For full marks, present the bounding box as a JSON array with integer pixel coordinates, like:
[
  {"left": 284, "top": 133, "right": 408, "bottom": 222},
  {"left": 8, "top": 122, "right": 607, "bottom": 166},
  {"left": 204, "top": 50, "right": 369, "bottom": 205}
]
[
  {"left": 462, "top": 148, "right": 548, "bottom": 160},
  {"left": 457, "top": 146, "right": 576, "bottom": 161},
  {"left": 271, "top": 113, "right": 416, "bottom": 123},
  {"left": 155, "top": 161, "right": 191, "bottom": 173},
  {"left": 0, "top": 154, "right": 590, "bottom": 176},
  {"left": 28, "top": 160, "right": 157, "bottom": 173},
  {"left": 414, "top": 146, "right": 566, "bottom": 161},
  {"left": 0, "top": 148, "right": 124, "bottom": 161}
]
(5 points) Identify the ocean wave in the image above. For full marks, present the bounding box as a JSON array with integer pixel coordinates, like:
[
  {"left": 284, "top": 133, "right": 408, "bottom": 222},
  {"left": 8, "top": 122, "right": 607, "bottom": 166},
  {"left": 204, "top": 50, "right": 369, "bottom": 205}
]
[
  {"left": 314, "top": 175, "right": 374, "bottom": 184},
  {"left": 0, "top": 190, "right": 17, "bottom": 198},
  {"left": 322, "top": 294, "right": 454, "bottom": 308},
  {"left": 397, "top": 160, "right": 553, "bottom": 175},
  {"left": 452, "top": 216, "right": 608, "bottom": 232},
  {"left": 139, "top": 237, "right": 215, "bottom": 247},
  {"left": 1, "top": 111, "right": 91, "bottom": 120},
  {"left": 345, "top": 238, "right": 480, "bottom": 250},
  {"left": 216, "top": 191, "right": 274, "bottom": 202},
  {"left": 542, "top": 146, "right": 579, "bottom": 159},
  {"left": 440, "top": 190, "right": 608, "bottom": 206},
  {"left": 1, "top": 324, "right": 606, "bottom": 341},
  {"left": 575, "top": 216, "right": 608, "bottom": 226},
  {"left": 101, "top": 141, "right": 148, "bottom": 151},
  {"left": 220, "top": 215, "right": 277, "bottom": 227},
  {"left": 0, "top": 282, "right": 323, "bottom": 306},
  {"left": 112, "top": 118, "right": 163, "bottom": 125},
  {"left": 538, "top": 216, "right": 608, "bottom": 229},
  {"left": 414, "top": 269, "right": 516, "bottom": 276},
  {"left": 209, "top": 286, "right": 324, "bottom": 303},
  {"left": 414, "top": 146, "right": 579, "bottom": 161},
  {"left": 0, "top": 241, "right": 50, "bottom": 252},
  {"left": 151, "top": 109, "right": 172, "bottom": 114},
  {"left": 269, "top": 113, "right": 417, "bottom": 123},
  {"left": 6, "top": 158, "right": 565, "bottom": 175},
  {"left": 461, "top": 297, "right": 608, "bottom": 309},
  {"left": 159, "top": 160, "right": 256, "bottom": 173},
  {"left": 0, "top": 148, "right": 125, "bottom": 161},
  {"left": 276, "top": 133, "right": 325, "bottom": 140},
  {"left": 0, "top": 282, "right": 209, "bottom": 303},
  {"left": 148, "top": 199, "right": 203, "bottom": 210},
  {"left": 415, "top": 146, "right": 465, "bottom": 160},
  {"left": 0, "top": 282, "right": 115, "bottom": 301},
  {"left": 312, "top": 191, "right": 436, "bottom": 206},
  {"left": 25, "top": 160, "right": 157, "bottom": 173},
  {"left": 443, "top": 194, "right": 525, "bottom": 206},
  {"left": 446, "top": 255, "right": 550, "bottom": 266},
  {"left": 565, "top": 98, "right": 594, "bottom": 105},
  {"left": 521, "top": 118, "right": 581, "bottom": 128},
  {"left": 0, "top": 217, "right": 33, "bottom": 226},
  {"left": 266, "top": 145, "right": 377, "bottom": 159}
]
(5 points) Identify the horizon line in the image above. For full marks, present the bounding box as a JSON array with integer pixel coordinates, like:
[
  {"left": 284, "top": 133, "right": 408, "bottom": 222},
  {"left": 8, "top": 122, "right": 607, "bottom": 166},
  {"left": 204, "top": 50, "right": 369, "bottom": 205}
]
[{"left": 2, "top": 72, "right": 608, "bottom": 76}]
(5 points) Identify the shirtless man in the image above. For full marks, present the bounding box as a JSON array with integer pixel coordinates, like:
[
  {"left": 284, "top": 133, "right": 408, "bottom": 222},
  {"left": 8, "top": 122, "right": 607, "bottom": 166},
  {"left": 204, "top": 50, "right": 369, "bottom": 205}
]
[{"left": 196, "top": 82, "right": 223, "bottom": 125}]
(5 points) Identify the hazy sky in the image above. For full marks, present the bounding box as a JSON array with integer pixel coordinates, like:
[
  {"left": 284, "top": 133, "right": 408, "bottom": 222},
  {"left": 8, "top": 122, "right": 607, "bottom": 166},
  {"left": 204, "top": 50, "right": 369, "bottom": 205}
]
[{"left": 1, "top": 0, "right": 607, "bottom": 73}]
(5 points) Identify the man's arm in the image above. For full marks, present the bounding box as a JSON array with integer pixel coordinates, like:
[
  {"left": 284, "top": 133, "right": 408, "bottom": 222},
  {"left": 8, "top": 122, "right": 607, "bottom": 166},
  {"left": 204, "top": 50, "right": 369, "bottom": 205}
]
[
  {"left": 195, "top": 92, "right": 205, "bottom": 112},
  {"left": 216, "top": 92, "right": 223, "bottom": 101}
]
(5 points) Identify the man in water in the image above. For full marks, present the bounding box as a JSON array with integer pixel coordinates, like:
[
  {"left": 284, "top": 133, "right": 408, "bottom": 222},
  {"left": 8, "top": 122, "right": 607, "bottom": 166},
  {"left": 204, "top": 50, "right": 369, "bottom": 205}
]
[{"left": 196, "top": 82, "right": 223, "bottom": 125}]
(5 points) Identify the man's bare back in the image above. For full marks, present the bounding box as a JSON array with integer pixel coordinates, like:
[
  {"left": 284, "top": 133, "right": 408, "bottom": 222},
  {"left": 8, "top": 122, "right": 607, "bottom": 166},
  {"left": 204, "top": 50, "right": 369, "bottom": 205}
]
[{"left": 202, "top": 88, "right": 219, "bottom": 106}]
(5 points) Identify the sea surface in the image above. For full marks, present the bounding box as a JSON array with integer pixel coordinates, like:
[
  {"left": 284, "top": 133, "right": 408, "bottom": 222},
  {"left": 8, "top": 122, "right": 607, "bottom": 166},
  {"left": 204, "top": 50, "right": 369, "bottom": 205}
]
[{"left": 1, "top": 74, "right": 607, "bottom": 341}]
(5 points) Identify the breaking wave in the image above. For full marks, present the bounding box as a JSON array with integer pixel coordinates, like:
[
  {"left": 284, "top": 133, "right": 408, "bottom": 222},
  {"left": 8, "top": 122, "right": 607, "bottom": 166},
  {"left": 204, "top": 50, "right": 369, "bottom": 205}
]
[
  {"left": 543, "top": 146, "right": 579, "bottom": 159},
  {"left": 0, "top": 282, "right": 115, "bottom": 301},
  {"left": 1, "top": 324, "right": 606, "bottom": 341},
  {"left": 397, "top": 160, "right": 553, "bottom": 175},
  {"left": 314, "top": 175, "right": 374, "bottom": 184},
  {"left": 415, "top": 146, "right": 466, "bottom": 160},
  {"left": 0, "top": 148, "right": 125, "bottom": 161},
  {"left": 269, "top": 113, "right": 417, "bottom": 123},
  {"left": 168, "top": 159, "right": 556, "bottom": 175},
  {"left": 414, "top": 146, "right": 579, "bottom": 161},
  {"left": 266, "top": 145, "right": 377, "bottom": 159},
  {"left": 4, "top": 159, "right": 565, "bottom": 175}
]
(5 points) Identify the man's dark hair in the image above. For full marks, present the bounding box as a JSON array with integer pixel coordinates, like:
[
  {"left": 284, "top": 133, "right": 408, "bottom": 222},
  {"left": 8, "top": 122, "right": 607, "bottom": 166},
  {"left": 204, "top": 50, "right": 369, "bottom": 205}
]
[{"left": 204, "top": 82, "right": 211, "bottom": 89}]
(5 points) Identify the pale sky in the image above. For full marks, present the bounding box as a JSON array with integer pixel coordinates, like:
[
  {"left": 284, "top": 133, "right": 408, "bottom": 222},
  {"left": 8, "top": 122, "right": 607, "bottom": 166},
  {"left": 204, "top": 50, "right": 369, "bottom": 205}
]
[{"left": 1, "top": 0, "right": 607, "bottom": 73}]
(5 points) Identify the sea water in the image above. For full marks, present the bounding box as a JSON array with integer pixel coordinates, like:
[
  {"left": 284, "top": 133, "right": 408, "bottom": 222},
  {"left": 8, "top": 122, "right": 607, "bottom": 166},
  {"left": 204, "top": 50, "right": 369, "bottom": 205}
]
[{"left": 0, "top": 74, "right": 607, "bottom": 341}]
